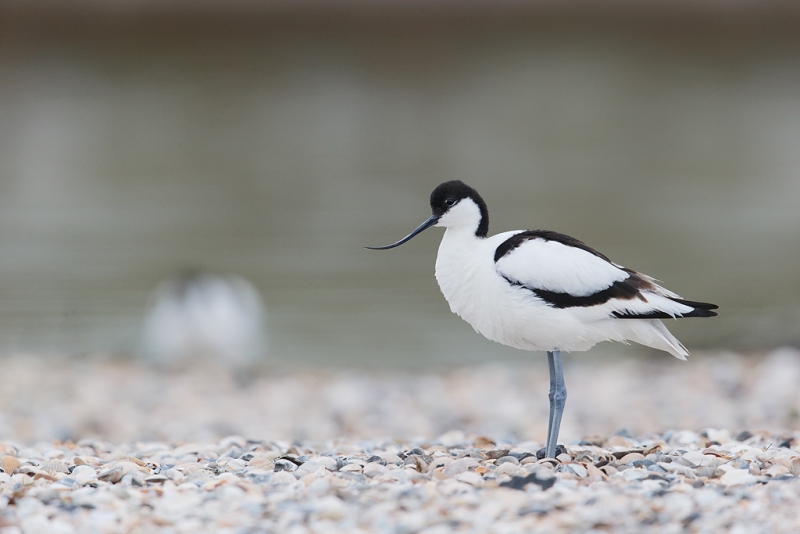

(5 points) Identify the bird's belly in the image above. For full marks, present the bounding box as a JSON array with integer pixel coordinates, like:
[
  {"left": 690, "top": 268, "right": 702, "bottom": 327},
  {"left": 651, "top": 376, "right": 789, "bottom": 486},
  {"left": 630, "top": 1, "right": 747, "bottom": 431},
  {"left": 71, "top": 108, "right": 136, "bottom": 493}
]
[{"left": 435, "top": 254, "right": 608, "bottom": 353}]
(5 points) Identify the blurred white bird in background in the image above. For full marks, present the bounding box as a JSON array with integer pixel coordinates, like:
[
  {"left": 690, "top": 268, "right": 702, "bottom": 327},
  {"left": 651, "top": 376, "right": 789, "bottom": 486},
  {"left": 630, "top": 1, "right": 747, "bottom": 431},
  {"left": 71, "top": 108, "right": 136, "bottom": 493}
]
[{"left": 141, "top": 271, "right": 268, "bottom": 372}]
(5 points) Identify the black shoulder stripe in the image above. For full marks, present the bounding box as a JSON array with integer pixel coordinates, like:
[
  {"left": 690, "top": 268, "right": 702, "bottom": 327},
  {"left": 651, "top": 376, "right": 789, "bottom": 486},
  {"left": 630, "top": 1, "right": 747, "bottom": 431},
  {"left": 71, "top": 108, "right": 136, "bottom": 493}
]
[
  {"left": 494, "top": 230, "right": 612, "bottom": 263},
  {"left": 503, "top": 276, "right": 639, "bottom": 308}
]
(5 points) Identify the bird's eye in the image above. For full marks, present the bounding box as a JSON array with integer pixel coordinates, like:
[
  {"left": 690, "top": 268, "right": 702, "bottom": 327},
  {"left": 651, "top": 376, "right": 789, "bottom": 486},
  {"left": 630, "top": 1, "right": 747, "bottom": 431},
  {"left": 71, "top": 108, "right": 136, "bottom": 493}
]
[{"left": 444, "top": 198, "right": 456, "bottom": 207}]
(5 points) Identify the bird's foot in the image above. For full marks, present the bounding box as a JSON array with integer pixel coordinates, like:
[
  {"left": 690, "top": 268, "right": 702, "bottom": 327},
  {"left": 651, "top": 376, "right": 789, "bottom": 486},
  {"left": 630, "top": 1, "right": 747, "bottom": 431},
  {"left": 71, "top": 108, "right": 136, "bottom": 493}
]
[{"left": 536, "top": 444, "right": 568, "bottom": 460}]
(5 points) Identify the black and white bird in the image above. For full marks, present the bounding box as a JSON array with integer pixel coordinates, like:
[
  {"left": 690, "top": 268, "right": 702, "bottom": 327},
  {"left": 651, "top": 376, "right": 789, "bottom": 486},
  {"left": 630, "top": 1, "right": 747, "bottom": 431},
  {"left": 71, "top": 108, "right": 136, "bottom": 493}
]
[
  {"left": 141, "top": 272, "right": 268, "bottom": 373},
  {"left": 368, "top": 180, "right": 717, "bottom": 458}
]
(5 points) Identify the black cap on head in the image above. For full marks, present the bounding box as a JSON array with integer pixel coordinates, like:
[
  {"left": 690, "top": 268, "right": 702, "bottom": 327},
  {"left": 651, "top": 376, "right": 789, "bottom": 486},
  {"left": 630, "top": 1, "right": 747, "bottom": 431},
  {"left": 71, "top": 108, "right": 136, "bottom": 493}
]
[{"left": 429, "top": 180, "right": 489, "bottom": 237}]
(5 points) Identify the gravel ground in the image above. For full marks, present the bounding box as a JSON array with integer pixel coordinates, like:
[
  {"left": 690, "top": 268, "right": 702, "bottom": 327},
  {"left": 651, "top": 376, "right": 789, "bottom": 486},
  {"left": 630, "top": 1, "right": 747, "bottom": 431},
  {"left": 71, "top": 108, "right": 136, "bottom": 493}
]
[{"left": 1, "top": 348, "right": 800, "bottom": 533}]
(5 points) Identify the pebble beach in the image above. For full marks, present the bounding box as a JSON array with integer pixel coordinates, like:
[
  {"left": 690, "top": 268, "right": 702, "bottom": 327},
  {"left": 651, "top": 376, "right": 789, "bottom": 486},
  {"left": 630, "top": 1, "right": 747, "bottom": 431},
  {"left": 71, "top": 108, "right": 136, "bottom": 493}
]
[{"left": 2, "top": 348, "right": 800, "bottom": 533}]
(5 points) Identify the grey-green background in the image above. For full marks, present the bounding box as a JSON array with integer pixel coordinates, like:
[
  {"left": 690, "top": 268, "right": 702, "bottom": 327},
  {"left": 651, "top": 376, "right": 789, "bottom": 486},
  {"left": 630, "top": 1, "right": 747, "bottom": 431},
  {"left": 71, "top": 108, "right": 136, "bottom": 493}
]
[{"left": 1, "top": 6, "right": 799, "bottom": 367}]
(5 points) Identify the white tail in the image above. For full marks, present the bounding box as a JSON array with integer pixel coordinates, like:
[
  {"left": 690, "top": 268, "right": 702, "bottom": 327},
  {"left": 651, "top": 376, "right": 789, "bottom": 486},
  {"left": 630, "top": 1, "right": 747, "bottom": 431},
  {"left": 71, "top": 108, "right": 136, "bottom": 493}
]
[{"left": 621, "top": 319, "right": 690, "bottom": 360}]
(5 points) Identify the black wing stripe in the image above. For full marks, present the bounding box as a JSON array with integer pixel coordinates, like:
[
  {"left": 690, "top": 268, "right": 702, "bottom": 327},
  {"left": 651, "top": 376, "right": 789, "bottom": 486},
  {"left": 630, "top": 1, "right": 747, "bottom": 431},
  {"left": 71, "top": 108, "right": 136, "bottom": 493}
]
[
  {"left": 494, "top": 230, "right": 613, "bottom": 263},
  {"left": 503, "top": 275, "right": 720, "bottom": 318},
  {"left": 503, "top": 276, "right": 640, "bottom": 309}
]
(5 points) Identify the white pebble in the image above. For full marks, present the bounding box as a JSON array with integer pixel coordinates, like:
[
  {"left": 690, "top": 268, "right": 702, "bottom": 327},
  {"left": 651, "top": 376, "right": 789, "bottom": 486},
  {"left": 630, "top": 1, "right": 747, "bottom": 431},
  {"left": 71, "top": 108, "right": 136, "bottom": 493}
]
[
  {"left": 71, "top": 466, "right": 97, "bottom": 485},
  {"left": 443, "top": 458, "right": 478, "bottom": 478},
  {"left": 720, "top": 469, "right": 756, "bottom": 487},
  {"left": 363, "top": 463, "right": 388, "bottom": 478}
]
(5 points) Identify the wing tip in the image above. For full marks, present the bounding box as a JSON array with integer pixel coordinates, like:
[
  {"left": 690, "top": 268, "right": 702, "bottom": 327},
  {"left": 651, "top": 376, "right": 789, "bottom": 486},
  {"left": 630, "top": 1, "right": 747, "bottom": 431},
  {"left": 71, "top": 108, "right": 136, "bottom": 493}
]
[
  {"left": 612, "top": 297, "right": 719, "bottom": 320},
  {"left": 669, "top": 297, "right": 719, "bottom": 311}
]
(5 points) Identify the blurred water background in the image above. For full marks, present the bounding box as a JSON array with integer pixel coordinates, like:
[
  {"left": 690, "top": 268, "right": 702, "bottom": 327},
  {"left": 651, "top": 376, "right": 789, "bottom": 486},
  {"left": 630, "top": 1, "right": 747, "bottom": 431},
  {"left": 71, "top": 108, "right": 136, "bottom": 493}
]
[{"left": 0, "top": 2, "right": 798, "bottom": 368}]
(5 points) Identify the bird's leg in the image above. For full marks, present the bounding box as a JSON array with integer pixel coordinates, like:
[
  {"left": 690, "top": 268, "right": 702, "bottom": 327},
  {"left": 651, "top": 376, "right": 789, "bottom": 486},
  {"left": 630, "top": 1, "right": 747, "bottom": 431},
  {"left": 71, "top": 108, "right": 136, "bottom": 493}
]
[
  {"left": 544, "top": 351, "right": 558, "bottom": 450},
  {"left": 545, "top": 349, "right": 567, "bottom": 459}
]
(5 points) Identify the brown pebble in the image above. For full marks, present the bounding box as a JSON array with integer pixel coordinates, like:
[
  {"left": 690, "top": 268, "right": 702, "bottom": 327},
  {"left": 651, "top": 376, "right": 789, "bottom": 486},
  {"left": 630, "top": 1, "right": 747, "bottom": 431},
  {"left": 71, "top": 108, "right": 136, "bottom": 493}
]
[
  {"left": 248, "top": 457, "right": 273, "bottom": 470},
  {"left": 485, "top": 449, "right": 511, "bottom": 460},
  {"left": 619, "top": 453, "right": 645, "bottom": 464},
  {"left": 431, "top": 467, "right": 448, "bottom": 481},
  {"left": 764, "top": 465, "right": 789, "bottom": 477},
  {"left": 643, "top": 443, "right": 663, "bottom": 455},
  {"left": 702, "top": 448, "right": 731, "bottom": 459},
  {"left": 1, "top": 455, "right": 21, "bottom": 475},
  {"left": 586, "top": 463, "right": 607, "bottom": 480},
  {"left": 611, "top": 449, "right": 645, "bottom": 460},
  {"left": 473, "top": 436, "right": 495, "bottom": 449},
  {"left": 127, "top": 456, "right": 147, "bottom": 467},
  {"left": 413, "top": 456, "right": 430, "bottom": 472},
  {"left": 771, "top": 457, "right": 793, "bottom": 469},
  {"left": 608, "top": 436, "right": 632, "bottom": 447}
]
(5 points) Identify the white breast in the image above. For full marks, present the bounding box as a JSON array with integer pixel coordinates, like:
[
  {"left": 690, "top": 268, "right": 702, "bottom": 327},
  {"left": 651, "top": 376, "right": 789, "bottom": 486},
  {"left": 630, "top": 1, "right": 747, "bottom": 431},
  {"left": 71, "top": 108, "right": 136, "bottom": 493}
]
[
  {"left": 434, "top": 228, "right": 495, "bottom": 326},
  {"left": 434, "top": 229, "right": 546, "bottom": 348}
]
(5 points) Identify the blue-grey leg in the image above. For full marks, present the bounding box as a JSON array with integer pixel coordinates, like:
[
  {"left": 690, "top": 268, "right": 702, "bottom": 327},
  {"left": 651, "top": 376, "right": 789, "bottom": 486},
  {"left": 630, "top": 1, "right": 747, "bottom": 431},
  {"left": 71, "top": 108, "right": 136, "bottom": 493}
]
[{"left": 545, "top": 350, "right": 567, "bottom": 459}]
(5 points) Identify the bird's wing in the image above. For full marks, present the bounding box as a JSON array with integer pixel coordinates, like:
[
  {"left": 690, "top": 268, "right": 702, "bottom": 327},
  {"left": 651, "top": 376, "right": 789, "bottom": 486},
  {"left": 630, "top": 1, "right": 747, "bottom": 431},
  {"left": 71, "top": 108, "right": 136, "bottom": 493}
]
[
  {"left": 494, "top": 230, "right": 630, "bottom": 299},
  {"left": 494, "top": 230, "right": 716, "bottom": 319}
]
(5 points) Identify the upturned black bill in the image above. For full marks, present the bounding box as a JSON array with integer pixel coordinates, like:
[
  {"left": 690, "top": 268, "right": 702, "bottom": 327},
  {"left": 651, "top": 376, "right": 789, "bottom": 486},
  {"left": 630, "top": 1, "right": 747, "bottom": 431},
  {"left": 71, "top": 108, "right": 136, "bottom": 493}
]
[{"left": 365, "top": 214, "right": 439, "bottom": 250}]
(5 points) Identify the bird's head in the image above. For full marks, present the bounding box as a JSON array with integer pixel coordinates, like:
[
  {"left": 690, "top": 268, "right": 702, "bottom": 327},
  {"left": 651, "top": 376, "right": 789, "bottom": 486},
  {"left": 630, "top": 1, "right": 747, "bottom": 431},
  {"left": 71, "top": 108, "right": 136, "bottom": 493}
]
[{"left": 366, "top": 180, "right": 488, "bottom": 250}]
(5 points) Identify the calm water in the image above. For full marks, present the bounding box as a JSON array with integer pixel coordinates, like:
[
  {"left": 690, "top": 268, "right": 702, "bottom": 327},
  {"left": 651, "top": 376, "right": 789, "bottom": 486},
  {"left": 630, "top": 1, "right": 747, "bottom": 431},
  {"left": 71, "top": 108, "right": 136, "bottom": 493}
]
[{"left": 1, "top": 13, "right": 799, "bottom": 366}]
